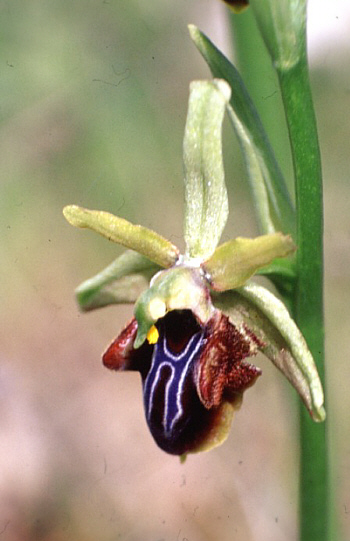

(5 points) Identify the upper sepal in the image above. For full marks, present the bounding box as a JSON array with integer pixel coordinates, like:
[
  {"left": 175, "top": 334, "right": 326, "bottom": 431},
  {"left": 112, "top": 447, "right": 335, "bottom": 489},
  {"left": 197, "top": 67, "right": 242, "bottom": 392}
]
[
  {"left": 188, "top": 25, "right": 296, "bottom": 237},
  {"left": 183, "top": 79, "right": 230, "bottom": 260}
]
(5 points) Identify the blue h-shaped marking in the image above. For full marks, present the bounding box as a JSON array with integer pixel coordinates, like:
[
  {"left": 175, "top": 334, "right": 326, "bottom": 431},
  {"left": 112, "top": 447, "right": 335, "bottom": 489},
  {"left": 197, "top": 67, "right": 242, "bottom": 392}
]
[{"left": 143, "top": 329, "right": 204, "bottom": 437}]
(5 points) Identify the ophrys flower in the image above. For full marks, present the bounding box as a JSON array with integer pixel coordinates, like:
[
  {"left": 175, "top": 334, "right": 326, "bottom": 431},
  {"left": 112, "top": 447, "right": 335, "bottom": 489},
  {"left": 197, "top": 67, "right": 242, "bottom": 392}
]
[{"left": 63, "top": 79, "right": 325, "bottom": 456}]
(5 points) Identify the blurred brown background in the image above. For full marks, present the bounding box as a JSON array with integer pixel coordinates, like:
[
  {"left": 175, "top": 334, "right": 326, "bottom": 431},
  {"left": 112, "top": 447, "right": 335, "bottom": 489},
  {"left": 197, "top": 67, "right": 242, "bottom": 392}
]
[{"left": 1, "top": 1, "right": 349, "bottom": 540}]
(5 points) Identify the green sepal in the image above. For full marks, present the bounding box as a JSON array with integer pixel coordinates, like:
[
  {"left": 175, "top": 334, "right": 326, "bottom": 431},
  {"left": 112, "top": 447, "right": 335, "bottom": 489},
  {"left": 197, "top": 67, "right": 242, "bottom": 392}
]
[
  {"left": 213, "top": 283, "right": 325, "bottom": 422},
  {"left": 63, "top": 205, "right": 179, "bottom": 268},
  {"left": 183, "top": 79, "right": 231, "bottom": 260},
  {"left": 188, "top": 25, "right": 295, "bottom": 237},
  {"left": 133, "top": 266, "right": 215, "bottom": 348},
  {"left": 203, "top": 233, "right": 295, "bottom": 291},
  {"left": 75, "top": 250, "right": 160, "bottom": 311}
]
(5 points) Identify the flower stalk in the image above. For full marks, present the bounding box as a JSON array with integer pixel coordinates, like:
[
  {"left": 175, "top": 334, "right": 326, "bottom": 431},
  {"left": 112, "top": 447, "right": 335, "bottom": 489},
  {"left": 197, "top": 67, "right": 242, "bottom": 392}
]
[
  {"left": 229, "top": 1, "right": 328, "bottom": 539},
  {"left": 278, "top": 45, "right": 328, "bottom": 541}
]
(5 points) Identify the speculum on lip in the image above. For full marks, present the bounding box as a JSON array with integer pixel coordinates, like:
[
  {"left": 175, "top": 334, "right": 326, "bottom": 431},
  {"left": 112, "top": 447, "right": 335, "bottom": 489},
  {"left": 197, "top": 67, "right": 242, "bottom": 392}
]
[{"left": 103, "top": 308, "right": 262, "bottom": 455}]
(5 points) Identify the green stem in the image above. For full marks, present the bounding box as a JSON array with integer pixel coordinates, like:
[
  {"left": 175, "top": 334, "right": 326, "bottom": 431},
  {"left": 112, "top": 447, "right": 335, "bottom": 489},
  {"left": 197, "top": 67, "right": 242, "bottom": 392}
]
[
  {"left": 228, "top": 8, "right": 329, "bottom": 540},
  {"left": 277, "top": 56, "right": 328, "bottom": 541}
]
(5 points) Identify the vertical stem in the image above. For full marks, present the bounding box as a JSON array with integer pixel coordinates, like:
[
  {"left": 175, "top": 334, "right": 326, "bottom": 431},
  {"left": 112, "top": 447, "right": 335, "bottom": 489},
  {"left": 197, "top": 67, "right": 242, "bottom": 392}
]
[
  {"left": 228, "top": 9, "right": 329, "bottom": 541},
  {"left": 277, "top": 56, "right": 328, "bottom": 541}
]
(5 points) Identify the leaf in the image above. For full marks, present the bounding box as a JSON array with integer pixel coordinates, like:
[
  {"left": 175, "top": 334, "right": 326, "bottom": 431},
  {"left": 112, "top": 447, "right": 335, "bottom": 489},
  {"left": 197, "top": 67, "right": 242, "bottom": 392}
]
[
  {"left": 63, "top": 205, "right": 179, "bottom": 268},
  {"left": 75, "top": 250, "right": 160, "bottom": 311},
  {"left": 213, "top": 284, "right": 325, "bottom": 422},
  {"left": 183, "top": 79, "right": 231, "bottom": 260},
  {"left": 203, "top": 233, "right": 295, "bottom": 291},
  {"left": 188, "top": 25, "right": 296, "bottom": 237}
]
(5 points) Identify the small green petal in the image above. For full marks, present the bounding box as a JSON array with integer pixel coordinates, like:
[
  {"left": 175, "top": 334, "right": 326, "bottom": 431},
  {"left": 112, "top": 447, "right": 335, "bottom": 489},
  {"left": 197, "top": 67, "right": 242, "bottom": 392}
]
[
  {"left": 214, "top": 284, "right": 325, "bottom": 422},
  {"left": 134, "top": 266, "right": 215, "bottom": 348},
  {"left": 203, "top": 233, "right": 295, "bottom": 291},
  {"left": 63, "top": 205, "right": 179, "bottom": 268},
  {"left": 75, "top": 250, "right": 160, "bottom": 311},
  {"left": 183, "top": 79, "right": 231, "bottom": 260}
]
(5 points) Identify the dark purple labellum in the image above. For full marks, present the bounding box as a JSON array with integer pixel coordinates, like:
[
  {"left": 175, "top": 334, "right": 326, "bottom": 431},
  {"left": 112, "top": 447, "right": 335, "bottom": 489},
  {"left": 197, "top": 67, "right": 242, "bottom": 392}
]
[
  {"left": 143, "top": 324, "right": 204, "bottom": 447},
  {"left": 103, "top": 310, "right": 262, "bottom": 455},
  {"left": 221, "top": 0, "right": 249, "bottom": 13}
]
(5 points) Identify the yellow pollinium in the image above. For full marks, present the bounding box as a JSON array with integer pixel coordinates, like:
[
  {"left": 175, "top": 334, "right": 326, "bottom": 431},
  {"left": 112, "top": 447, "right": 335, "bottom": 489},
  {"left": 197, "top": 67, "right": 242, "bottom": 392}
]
[{"left": 147, "top": 325, "right": 159, "bottom": 345}]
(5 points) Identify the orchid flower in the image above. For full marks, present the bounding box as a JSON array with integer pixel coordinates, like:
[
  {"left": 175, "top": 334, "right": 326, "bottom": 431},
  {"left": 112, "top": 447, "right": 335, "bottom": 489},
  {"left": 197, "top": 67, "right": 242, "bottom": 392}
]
[{"left": 63, "top": 79, "right": 325, "bottom": 457}]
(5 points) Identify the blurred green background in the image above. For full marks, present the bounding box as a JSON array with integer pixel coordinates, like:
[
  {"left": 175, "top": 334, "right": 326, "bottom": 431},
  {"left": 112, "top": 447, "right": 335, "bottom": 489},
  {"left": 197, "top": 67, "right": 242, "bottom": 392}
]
[{"left": 1, "top": 1, "right": 349, "bottom": 540}]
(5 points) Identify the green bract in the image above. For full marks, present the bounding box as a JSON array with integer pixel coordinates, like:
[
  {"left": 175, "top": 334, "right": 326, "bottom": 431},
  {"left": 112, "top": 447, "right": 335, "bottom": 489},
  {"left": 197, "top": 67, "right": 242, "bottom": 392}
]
[
  {"left": 64, "top": 77, "right": 325, "bottom": 456},
  {"left": 188, "top": 25, "right": 295, "bottom": 238}
]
